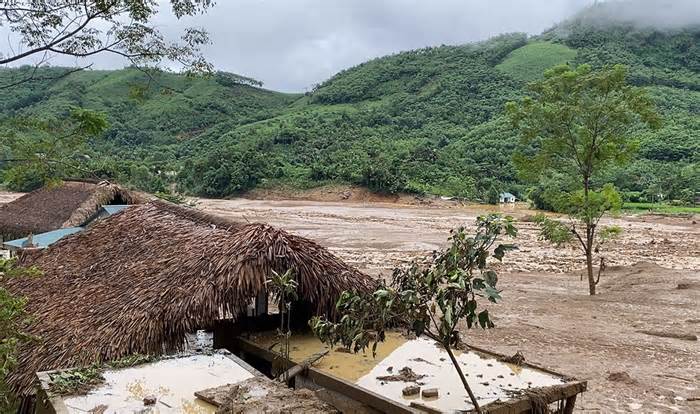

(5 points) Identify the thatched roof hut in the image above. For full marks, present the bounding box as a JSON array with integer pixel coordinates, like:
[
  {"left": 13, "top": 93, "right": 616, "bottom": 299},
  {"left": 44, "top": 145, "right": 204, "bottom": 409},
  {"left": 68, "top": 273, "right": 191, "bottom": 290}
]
[
  {"left": 0, "top": 180, "right": 146, "bottom": 241},
  {"left": 4, "top": 201, "right": 376, "bottom": 396}
]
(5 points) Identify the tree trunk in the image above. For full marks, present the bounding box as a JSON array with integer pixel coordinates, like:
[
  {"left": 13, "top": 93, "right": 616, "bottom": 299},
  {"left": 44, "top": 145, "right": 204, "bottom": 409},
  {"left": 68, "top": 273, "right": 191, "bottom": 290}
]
[
  {"left": 444, "top": 344, "right": 481, "bottom": 413},
  {"left": 583, "top": 177, "right": 596, "bottom": 296},
  {"left": 585, "top": 247, "right": 596, "bottom": 295}
]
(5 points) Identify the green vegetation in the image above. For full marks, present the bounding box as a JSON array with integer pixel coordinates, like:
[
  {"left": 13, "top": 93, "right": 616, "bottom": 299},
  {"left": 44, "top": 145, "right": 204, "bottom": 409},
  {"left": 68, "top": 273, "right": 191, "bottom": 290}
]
[
  {"left": 0, "top": 2, "right": 697, "bottom": 207},
  {"left": 0, "top": 259, "right": 38, "bottom": 410},
  {"left": 48, "top": 354, "right": 157, "bottom": 396},
  {"left": 311, "top": 214, "right": 517, "bottom": 412},
  {"left": 507, "top": 64, "right": 659, "bottom": 295},
  {"left": 622, "top": 202, "right": 700, "bottom": 215},
  {"left": 496, "top": 41, "right": 578, "bottom": 82},
  {"left": 48, "top": 365, "right": 104, "bottom": 396}
]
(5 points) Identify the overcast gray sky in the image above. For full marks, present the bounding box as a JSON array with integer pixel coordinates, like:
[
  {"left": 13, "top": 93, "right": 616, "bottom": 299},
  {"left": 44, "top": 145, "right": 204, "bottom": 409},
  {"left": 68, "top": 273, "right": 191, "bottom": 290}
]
[
  {"left": 18, "top": 0, "right": 696, "bottom": 92},
  {"left": 161, "top": 0, "right": 595, "bottom": 91}
]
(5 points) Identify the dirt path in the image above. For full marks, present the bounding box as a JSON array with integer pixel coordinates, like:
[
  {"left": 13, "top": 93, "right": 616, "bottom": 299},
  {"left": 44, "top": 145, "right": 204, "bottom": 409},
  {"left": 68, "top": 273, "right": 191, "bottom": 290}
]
[{"left": 195, "top": 197, "right": 699, "bottom": 413}]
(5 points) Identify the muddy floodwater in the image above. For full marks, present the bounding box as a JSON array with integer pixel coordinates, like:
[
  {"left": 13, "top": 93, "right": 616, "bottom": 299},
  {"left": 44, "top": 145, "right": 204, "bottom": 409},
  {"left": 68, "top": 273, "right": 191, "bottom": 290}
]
[{"left": 198, "top": 198, "right": 699, "bottom": 275}]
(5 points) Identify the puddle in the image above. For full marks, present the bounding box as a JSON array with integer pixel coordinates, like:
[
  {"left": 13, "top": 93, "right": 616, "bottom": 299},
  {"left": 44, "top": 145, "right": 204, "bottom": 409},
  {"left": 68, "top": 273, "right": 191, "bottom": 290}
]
[
  {"left": 250, "top": 331, "right": 407, "bottom": 382},
  {"left": 356, "top": 337, "right": 565, "bottom": 412},
  {"left": 62, "top": 354, "right": 254, "bottom": 413}
]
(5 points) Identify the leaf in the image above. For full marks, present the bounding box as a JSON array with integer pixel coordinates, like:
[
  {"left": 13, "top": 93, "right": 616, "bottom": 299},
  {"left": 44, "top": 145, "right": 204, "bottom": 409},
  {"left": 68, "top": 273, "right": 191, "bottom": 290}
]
[
  {"left": 478, "top": 310, "right": 493, "bottom": 329},
  {"left": 483, "top": 270, "right": 498, "bottom": 287},
  {"left": 493, "top": 244, "right": 517, "bottom": 261},
  {"left": 483, "top": 286, "right": 502, "bottom": 303}
]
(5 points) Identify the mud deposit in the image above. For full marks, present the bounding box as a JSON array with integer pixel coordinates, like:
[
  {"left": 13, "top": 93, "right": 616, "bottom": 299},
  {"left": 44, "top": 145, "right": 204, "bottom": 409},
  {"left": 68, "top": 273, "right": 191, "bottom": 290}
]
[
  {"left": 196, "top": 198, "right": 699, "bottom": 413},
  {"left": 2, "top": 192, "right": 698, "bottom": 412}
]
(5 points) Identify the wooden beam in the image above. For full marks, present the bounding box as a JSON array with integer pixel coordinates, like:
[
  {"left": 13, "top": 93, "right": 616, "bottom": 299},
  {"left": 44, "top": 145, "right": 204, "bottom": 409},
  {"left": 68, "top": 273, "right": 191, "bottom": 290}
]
[
  {"left": 277, "top": 350, "right": 328, "bottom": 383},
  {"left": 480, "top": 382, "right": 587, "bottom": 414}
]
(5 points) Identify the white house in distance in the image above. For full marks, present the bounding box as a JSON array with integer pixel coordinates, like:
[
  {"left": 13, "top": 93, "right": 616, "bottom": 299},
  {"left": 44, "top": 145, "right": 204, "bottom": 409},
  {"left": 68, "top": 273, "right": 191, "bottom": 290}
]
[{"left": 499, "top": 192, "right": 517, "bottom": 203}]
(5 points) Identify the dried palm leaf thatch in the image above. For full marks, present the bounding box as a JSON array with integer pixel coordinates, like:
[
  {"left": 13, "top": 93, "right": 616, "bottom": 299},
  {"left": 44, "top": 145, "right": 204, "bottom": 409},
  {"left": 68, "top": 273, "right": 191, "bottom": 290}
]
[
  {"left": 4, "top": 200, "right": 376, "bottom": 396},
  {"left": 0, "top": 180, "right": 147, "bottom": 241}
]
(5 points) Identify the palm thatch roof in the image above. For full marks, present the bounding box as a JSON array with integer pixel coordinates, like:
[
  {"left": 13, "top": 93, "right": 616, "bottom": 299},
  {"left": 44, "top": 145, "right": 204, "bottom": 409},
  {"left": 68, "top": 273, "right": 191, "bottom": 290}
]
[
  {"left": 4, "top": 201, "right": 376, "bottom": 396},
  {"left": 0, "top": 180, "right": 147, "bottom": 241}
]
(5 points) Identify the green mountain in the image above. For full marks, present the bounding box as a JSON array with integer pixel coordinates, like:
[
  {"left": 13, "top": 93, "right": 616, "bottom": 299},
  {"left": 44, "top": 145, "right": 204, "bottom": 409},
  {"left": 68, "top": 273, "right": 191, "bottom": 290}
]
[{"left": 1, "top": 4, "right": 698, "bottom": 202}]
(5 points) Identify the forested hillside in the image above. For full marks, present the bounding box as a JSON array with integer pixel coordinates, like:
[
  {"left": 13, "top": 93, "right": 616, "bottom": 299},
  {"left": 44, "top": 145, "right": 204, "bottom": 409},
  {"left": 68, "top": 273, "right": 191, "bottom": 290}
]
[{"left": 1, "top": 3, "right": 698, "bottom": 202}]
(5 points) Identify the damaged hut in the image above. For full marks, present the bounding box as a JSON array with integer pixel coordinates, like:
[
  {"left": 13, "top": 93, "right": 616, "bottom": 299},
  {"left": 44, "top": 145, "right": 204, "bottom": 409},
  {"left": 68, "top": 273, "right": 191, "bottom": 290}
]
[
  {"left": 3, "top": 200, "right": 376, "bottom": 398},
  {"left": 0, "top": 180, "right": 146, "bottom": 243}
]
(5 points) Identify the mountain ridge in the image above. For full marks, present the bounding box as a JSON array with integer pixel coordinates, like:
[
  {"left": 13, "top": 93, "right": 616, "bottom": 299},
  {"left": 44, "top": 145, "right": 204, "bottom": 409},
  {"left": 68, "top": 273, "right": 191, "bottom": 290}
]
[{"left": 1, "top": 5, "right": 698, "bottom": 201}]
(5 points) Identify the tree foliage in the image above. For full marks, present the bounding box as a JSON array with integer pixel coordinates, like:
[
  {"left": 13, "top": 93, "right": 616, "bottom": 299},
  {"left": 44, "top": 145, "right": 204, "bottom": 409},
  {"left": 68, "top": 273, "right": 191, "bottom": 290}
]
[
  {"left": 1, "top": 108, "right": 108, "bottom": 190},
  {"left": 0, "top": 0, "right": 214, "bottom": 88},
  {"left": 0, "top": 259, "right": 39, "bottom": 409},
  {"left": 311, "top": 214, "right": 517, "bottom": 412},
  {"left": 507, "top": 64, "right": 659, "bottom": 294}
]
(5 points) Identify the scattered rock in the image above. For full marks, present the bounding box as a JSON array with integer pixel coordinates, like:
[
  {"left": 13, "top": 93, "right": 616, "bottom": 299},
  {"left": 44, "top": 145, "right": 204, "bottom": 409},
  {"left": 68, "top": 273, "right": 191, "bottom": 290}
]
[
  {"left": 340, "top": 191, "right": 351, "bottom": 200},
  {"left": 143, "top": 395, "right": 157, "bottom": 406},
  {"left": 402, "top": 385, "right": 420, "bottom": 396},
  {"left": 607, "top": 371, "right": 637, "bottom": 384},
  {"left": 376, "top": 367, "right": 426, "bottom": 383},
  {"left": 422, "top": 388, "right": 439, "bottom": 398},
  {"left": 386, "top": 366, "right": 393, "bottom": 372}
]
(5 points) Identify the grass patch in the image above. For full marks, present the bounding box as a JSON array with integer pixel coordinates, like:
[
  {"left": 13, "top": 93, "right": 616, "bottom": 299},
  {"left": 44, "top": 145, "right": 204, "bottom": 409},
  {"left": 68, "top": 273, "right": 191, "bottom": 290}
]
[
  {"left": 47, "top": 354, "right": 156, "bottom": 396},
  {"left": 496, "top": 41, "right": 577, "bottom": 82},
  {"left": 48, "top": 365, "right": 104, "bottom": 396},
  {"left": 622, "top": 202, "right": 700, "bottom": 215}
]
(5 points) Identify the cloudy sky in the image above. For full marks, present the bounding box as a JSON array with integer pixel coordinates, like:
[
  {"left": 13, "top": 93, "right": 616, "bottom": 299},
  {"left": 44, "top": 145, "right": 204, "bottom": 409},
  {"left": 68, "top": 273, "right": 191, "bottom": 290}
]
[
  {"left": 159, "top": 0, "right": 596, "bottom": 91},
  {"left": 1, "top": 0, "right": 612, "bottom": 91}
]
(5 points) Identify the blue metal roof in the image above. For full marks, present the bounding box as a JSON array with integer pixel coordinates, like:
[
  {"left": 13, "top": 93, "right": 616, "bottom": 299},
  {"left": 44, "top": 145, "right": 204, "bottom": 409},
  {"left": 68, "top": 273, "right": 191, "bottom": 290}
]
[
  {"left": 4, "top": 227, "right": 83, "bottom": 250},
  {"left": 101, "top": 205, "right": 130, "bottom": 215}
]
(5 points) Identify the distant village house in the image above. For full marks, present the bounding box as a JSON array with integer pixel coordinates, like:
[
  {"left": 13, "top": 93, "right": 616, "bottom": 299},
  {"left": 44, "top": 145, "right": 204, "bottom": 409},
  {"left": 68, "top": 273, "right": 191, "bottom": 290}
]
[{"left": 499, "top": 192, "right": 517, "bottom": 203}]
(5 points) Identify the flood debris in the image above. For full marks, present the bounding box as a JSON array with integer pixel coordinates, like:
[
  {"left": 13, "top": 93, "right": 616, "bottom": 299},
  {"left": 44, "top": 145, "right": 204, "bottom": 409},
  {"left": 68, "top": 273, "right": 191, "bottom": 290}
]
[
  {"left": 410, "top": 357, "right": 438, "bottom": 366},
  {"left": 637, "top": 330, "right": 698, "bottom": 341},
  {"left": 376, "top": 366, "right": 426, "bottom": 383},
  {"left": 498, "top": 351, "right": 526, "bottom": 366},
  {"left": 402, "top": 385, "right": 420, "bottom": 396},
  {"left": 607, "top": 371, "right": 637, "bottom": 384},
  {"left": 213, "top": 377, "right": 337, "bottom": 413},
  {"left": 87, "top": 405, "right": 107, "bottom": 414},
  {"left": 422, "top": 388, "right": 439, "bottom": 398},
  {"left": 142, "top": 395, "right": 157, "bottom": 405}
]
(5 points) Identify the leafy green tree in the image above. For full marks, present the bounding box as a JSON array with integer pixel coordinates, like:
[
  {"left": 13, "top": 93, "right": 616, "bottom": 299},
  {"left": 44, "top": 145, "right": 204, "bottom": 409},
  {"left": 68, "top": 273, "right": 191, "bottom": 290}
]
[
  {"left": 1, "top": 108, "right": 108, "bottom": 191},
  {"left": 266, "top": 270, "right": 298, "bottom": 382},
  {"left": 486, "top": 185, "right": 500, "bottom": 205},
  {"left": 507, "top": 64, "right": 660, "bottom": 295},
  {"left": 0, "top": 0, "right": 214, "bottom": 88},
  {"left": 311, "top": 215, "right": 517, "bottom": 413},
  {"left": 0, "top": 259, "right": 39, "bottom": 410}
]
